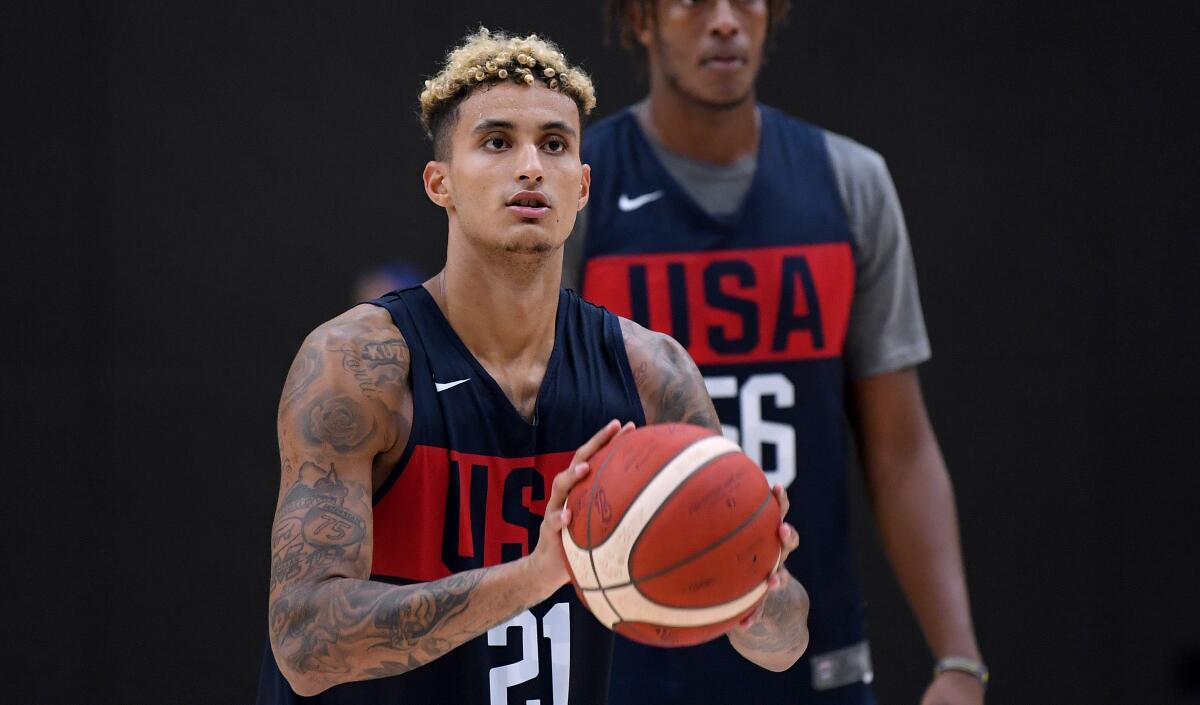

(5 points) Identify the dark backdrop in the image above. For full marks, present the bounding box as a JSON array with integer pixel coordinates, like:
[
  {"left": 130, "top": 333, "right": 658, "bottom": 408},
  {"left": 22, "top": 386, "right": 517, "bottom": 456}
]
[{"left": 4, "top": 2, "right": 1197, "bottom": 703}]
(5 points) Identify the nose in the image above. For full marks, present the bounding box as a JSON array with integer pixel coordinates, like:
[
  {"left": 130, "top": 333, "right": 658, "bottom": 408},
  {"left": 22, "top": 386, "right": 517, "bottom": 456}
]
[
  {"left": 515, "top": 143, "right": 544, "bottom": 184},
  {"left": 709, "top": 0, "right": 740, "bottom": 39}
]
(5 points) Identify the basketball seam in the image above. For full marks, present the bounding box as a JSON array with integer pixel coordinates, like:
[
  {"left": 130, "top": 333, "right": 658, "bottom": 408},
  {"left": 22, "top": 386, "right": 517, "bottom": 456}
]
[
  {"left": 587, "top": 434, "right": 722, "bottom": 551},
  {"left": 611, "top": 488, "right": 773, "bottom": 594},
  {"left": 584, "top": 430, "right": 639, "bottom": 625}
]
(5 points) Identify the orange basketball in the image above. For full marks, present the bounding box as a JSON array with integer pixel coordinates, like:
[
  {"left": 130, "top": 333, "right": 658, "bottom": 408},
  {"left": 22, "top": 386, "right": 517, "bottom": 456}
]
[{"left": 561, "top": 423, "right": 781, "bottom": 647}]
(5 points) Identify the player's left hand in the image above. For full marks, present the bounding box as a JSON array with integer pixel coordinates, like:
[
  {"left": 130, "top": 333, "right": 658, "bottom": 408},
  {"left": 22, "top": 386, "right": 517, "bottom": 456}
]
[
  {"left": 919, "top": 670, "right": 985, "bottom": 705},
  {"left": 735, "top": 483, "right": 801, "bottom": 629}
]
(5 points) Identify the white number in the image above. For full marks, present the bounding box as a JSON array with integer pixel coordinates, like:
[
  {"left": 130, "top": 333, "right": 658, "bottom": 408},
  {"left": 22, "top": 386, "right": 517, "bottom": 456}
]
[
  {"left": 541, "top": 602, "right": 571, "bottom": 705},
  {"left": 705, "top": 373, "right": 797, "bottom": 488},
  {"left": 487, "top": 602, "right": 571, "bottom": 705}
]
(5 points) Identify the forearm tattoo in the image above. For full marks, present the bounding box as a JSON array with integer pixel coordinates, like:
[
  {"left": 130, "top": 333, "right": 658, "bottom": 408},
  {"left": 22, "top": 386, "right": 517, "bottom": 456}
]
[
  {"left": 621, "top": 318, "right": 721, "bottom": 432},
  {"left": 269, "top": 458, "right": 493, "bottom": 684}
]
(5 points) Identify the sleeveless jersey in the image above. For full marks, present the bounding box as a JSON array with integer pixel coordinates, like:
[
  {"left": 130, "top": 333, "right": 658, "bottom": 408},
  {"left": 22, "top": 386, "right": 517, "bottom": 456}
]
[
  {"left": 257, "top": 286, "right": 646, "bottom": 705},
  {"left": 580, "top": 107, "right": 871, "bottom": 703}
]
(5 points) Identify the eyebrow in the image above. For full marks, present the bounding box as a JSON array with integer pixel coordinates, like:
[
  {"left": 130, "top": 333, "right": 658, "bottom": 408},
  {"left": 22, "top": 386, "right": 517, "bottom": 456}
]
[{"left": 471, "top": 119, "right": 578, "bottom": 139}]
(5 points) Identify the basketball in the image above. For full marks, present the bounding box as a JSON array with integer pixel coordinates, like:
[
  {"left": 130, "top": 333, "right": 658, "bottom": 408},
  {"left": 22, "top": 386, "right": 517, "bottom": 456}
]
[{"left": 560, "top": 423, "right": 782, "bottom": 647}]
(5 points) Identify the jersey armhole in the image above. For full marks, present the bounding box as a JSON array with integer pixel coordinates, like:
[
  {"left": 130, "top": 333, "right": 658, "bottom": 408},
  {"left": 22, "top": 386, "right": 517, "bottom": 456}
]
[
  {"left": 364, "top": 295, "right": 423, "bottom": 504},
  {"left": 607, "top": 314, "right": 648, "bottom": 427}
]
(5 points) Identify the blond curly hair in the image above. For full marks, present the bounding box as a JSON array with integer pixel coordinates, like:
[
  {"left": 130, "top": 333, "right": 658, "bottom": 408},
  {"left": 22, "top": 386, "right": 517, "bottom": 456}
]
[{"left": 420, "top": 28, "right": 597, "bottom": 157}]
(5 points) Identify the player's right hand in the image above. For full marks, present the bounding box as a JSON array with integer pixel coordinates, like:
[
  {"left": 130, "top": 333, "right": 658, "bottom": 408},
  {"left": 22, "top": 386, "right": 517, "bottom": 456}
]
[{"left": 527, "top": 419, "right": 634, "bottom": 598}]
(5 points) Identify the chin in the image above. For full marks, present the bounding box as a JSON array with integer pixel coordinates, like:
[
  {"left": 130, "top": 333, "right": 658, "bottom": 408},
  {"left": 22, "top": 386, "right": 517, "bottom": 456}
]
[
  {"left": 681, "top": 78, "right": 754, "bottom": 111},
  {"left": 502, "top": 231, "right": 558, "bottom": 256}
]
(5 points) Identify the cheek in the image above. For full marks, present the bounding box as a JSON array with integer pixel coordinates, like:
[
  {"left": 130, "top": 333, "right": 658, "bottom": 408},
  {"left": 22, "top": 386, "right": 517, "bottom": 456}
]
[{"left": 449, "top": 161, "right": 488, "bottom": 203}]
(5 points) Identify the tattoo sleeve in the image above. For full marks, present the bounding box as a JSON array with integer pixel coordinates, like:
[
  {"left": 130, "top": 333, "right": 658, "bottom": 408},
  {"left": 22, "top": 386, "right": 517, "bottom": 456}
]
[
  {"left": 268, "top": 310, "right": 539, "bottom": 695},
  {"left": 620, "top": 318, "right": 721, "bottom": 432}
]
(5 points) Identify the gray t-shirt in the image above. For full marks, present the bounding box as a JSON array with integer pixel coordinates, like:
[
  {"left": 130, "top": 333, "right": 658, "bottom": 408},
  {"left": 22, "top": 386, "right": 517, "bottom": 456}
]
[{"left": 565, "top": 108, "right": 930, "bottom": 379}]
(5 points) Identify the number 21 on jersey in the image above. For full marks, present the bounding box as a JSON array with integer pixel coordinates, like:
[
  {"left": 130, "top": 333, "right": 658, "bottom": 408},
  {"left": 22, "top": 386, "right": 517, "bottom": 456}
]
[{"left": 488, "top": 602, "right": 570, "bottom": 705}]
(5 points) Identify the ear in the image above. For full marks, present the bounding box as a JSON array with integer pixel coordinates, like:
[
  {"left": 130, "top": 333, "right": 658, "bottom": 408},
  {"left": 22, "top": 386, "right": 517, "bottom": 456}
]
[
  {"left": 423, "top": 160, "right": 452, "bottom": 209},
  {"left": 577, "top": 162, "right": 591, "bottom": 211},
  {"left": 631, "top": 2, "right": 654, "bottom": 48}
]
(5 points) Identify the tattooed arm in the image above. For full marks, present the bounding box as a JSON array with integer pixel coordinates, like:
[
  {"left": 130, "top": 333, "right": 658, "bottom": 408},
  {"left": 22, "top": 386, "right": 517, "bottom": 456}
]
[
  {"left": 620, "top": 317, "right": 810, "bottom": 672},
  {"left": 619, "top": 317, "right": 721, "bottom": 432},
  {"left": 269, "top": 305, "right": 620, "bottom": 696}
]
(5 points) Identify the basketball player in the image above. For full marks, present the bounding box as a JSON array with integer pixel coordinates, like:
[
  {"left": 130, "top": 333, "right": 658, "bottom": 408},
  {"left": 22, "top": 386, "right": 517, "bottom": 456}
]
[
  {"left": 257, "top": 28, "right": 808, "bottom": 704},
  {"left": 568, "top": 2, "right": 987, "bottom": 704}
]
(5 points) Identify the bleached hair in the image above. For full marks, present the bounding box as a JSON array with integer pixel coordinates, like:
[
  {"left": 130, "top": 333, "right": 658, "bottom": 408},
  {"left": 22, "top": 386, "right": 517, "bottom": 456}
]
[{"left": 419, "top": 28, "right": 597, "bottom": 148}]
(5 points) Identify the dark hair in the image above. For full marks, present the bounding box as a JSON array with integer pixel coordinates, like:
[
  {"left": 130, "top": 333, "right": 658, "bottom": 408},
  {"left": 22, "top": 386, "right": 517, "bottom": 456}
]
[
  {"left": 427, "top": 95, "right": 468, "bottom": 161},
  {"left": 604, "top": 0, "right": 792, "bottom": 61}
]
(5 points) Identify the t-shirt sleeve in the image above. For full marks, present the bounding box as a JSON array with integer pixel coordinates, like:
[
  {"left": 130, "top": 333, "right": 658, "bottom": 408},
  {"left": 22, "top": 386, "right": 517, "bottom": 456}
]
[
  {"left": 562, "top": 202, "right": 589, "bottom": 292},
  {"left": 825, "top": 131, "right": 932, "bottom": 379}
]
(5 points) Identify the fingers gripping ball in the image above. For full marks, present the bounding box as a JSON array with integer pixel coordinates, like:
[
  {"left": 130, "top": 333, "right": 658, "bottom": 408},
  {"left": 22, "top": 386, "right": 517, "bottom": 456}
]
[{"left": 560, "top": 424, "right": 782, "bottom": 647}]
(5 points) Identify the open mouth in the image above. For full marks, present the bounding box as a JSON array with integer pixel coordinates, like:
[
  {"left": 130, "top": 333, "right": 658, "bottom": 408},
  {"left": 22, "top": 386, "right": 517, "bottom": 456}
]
[{"left": 506, "top": 191, "right": 551, "bottom": 218}]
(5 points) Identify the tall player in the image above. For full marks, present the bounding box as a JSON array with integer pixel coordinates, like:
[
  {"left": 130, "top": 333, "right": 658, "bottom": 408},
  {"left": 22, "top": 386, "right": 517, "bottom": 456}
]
[
  {"left": 257, "top": 28, "right": 808, "bottom": 704},
  {"left": 570, "top": 2, "right": 987, "bottom": 704}
]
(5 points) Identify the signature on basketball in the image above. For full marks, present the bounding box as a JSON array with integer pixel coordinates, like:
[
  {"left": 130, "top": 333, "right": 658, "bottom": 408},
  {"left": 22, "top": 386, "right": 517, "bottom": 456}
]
[{"left": 596, "top": 488, "right": 613, "bottom": 522}]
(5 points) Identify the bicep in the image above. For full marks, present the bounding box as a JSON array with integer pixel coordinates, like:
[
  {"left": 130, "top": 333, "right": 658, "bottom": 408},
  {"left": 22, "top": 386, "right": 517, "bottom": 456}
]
[
  {"left": 622, "top": 319, "right": 720, "bottom": 433},
  {"left": 271, "top": 328, "right": 407, "bottom": 595},
  {"left": 850, "top": 368, "right": 938, "bottom": 475}
]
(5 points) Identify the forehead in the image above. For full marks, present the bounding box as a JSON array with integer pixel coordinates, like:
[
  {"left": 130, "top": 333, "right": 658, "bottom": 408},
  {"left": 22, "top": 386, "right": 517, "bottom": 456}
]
[{"left": 453, "top": 82, "right": 581, "bottom": 134}]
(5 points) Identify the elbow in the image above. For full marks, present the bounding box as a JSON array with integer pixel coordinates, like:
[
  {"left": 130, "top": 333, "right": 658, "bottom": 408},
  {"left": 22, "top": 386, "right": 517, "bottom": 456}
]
[
  {"left": 268, "top": 597, "right": 332, "bottom": 697},
  {"left": 270, "top": 643, "right": 330, "bottom": 698},
  {"left": 781, "top": 629, "right": 810, "bottom": 672},
  {"left": 762, "top": 629, "right": 809, "bottom": 673},
  {"left": 287, "top": 676, "right": 327, "bottom": 699}
]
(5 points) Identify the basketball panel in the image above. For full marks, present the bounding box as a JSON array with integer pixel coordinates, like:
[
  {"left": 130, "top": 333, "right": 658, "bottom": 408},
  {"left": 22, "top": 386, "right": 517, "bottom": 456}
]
[
  {"left": 629, "top": 452, "right": 773, "bottom": 582},
  {"left": 582, "top": 424, "right": 717, "bottom": 548},
  {"left": 633, "top": 498, "right": 781, "bottom": 608}
]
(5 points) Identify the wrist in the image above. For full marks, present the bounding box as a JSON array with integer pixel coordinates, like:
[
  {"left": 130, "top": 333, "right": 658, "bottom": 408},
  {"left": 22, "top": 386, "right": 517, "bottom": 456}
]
[{"left": 519, "top": 552, "right": 565, "bottom": 604}]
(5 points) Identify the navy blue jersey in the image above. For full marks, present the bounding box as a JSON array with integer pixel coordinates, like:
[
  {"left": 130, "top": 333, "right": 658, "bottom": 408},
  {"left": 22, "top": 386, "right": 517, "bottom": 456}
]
[
  {"left": 581, "top": 107, "right": 873, "bottom": 704},
  {"left": 258, "top": 286, "right": 645, "bottom": 705}
]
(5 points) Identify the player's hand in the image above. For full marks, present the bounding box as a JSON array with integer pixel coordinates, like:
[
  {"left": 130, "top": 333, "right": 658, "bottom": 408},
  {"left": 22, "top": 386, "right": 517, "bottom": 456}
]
[
  {"left": 527, "top": 419, "right": 634, "bottom": 599},
  {"left": 736, "top": 483, "right": 802, "bottom": 630},
  {"left": 919, "top": 670, "right": 985, "bottom": 705}
]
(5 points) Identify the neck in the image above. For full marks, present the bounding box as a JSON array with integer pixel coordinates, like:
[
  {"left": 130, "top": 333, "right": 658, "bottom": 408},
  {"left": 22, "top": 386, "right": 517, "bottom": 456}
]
[
  {"left": 427, "top": 228, "right": 561, "bottom": 369},
  {"left": 642, "top": 73, "right": 759, "bottom": 164}
]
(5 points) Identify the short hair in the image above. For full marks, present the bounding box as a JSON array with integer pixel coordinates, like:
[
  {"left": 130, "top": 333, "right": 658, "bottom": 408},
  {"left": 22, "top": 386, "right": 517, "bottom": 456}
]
[
  {"left": 605, "top": 0, "right": 792, "bottom": 61},
  {"left": 420, "top": 28, "right": 597, "bottom": 160}
]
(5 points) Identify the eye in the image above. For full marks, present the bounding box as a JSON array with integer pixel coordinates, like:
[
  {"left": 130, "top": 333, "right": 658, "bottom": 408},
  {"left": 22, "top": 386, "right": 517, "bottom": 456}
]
[
  {"left": 483, "top": 135, "right": 509, "bottom": 151},
  {"left": 543, "top": 137, "right": 567, "bottom": 153}
]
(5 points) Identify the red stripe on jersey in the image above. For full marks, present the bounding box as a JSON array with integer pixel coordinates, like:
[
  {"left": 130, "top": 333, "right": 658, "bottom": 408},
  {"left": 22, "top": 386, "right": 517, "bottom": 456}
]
[
  {"left": 583, "top": 243, "right": 855, "bottom": 365},
  {"left": 371, "top": 445, "right": 576, "bottom": 582}
]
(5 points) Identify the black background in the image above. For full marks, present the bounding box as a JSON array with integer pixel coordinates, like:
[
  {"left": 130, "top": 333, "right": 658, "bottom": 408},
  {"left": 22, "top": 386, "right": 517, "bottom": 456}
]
[{"left": 3, "top": 1, "right": 1198, "bottom": 703}]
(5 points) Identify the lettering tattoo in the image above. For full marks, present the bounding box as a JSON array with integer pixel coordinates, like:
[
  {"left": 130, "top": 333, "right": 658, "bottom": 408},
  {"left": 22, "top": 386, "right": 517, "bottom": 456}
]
[
  {"left": 270, "top": 461, "right": 367, "bottom": 592},
  {"left": 337, "top": 338, "right": 409, "bottom": 399},
  {"left": 621, "top": 318, "right": 721, "bottom": 432}
]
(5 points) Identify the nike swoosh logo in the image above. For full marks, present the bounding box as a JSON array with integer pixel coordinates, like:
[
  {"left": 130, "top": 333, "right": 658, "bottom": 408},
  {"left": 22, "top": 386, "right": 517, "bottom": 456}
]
[
  {"left": 434, "top": 378, "right": 470, "bottom": 392},
  {"left": 618, "top": 190, "right": 665, "bottom": 212}
]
